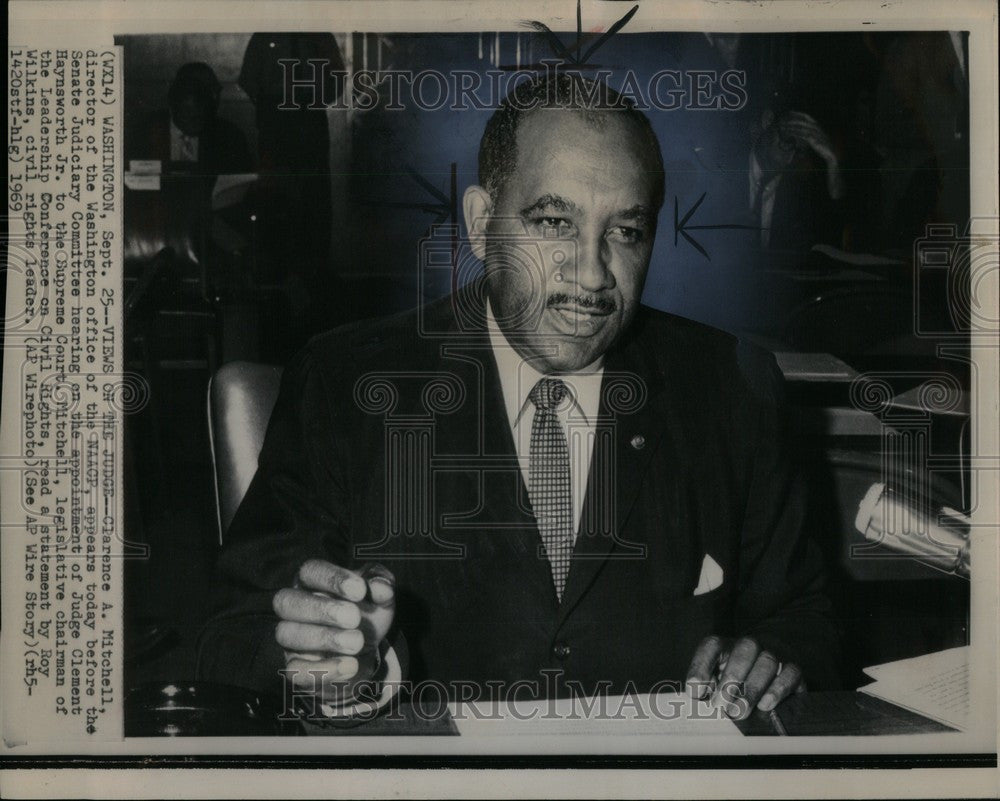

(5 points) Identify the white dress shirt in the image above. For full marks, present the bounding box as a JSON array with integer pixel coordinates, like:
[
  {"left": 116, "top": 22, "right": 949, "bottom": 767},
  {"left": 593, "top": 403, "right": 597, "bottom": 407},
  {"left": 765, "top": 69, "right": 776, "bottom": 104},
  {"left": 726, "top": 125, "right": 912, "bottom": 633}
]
[
  {"left": 486, "top": 301, "right": 604, "bottom": 540},
  {"left": 170, "top": 121, "right": 199, "bottom": 162}
]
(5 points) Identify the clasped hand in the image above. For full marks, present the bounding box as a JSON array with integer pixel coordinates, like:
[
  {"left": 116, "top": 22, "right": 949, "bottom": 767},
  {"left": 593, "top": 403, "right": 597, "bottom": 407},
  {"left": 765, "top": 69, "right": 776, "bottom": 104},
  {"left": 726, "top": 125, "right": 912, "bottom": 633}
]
[{"left": 272, "top": 559, "right": 395, "bottom": 706}]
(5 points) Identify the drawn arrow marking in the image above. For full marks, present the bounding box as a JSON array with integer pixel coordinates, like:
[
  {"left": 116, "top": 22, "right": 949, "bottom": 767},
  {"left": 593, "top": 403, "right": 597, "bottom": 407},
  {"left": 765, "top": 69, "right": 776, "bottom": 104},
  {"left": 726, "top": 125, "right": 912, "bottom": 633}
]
[
  {"left": 522, "top": 0, "right": 639, "bottom": 68},
  {"left": 674, "top": 193, "right": 762, "bottom": 261}
]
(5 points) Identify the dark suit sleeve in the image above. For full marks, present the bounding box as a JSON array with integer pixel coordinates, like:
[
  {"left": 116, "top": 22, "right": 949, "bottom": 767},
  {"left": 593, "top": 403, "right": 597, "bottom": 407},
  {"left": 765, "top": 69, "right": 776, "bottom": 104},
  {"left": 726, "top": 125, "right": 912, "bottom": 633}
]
[
  {"left": 196, "top": 344, "right": 354, "bottom": 693},
  {"left": 732, "top": 345, "right": 841, "bottom": 690}
]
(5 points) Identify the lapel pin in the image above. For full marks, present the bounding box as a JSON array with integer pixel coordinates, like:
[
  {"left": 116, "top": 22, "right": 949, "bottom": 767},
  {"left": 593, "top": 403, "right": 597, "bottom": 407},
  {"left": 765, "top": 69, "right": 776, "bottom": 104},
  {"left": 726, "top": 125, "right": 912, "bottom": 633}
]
[{"left": 630, "top": 434, "right": 645, "bottom": 450}]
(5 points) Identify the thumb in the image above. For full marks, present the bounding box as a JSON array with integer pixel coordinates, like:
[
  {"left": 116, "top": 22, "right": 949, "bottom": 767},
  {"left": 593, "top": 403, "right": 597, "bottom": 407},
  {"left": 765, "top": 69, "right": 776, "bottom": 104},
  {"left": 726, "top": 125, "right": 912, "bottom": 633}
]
[
  {"left": 360, "top": 563, "right": 396, "bottom": 606},
  {"left": 357, "top": 563, "right": 395, "bottom": 644}
]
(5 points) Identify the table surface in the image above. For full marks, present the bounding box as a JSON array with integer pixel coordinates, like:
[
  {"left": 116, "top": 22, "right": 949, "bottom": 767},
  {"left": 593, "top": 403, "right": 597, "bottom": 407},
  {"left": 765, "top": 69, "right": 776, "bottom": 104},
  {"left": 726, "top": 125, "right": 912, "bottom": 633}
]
[{"left": 736, "top": 691, "right": 955, "bottom": 736}]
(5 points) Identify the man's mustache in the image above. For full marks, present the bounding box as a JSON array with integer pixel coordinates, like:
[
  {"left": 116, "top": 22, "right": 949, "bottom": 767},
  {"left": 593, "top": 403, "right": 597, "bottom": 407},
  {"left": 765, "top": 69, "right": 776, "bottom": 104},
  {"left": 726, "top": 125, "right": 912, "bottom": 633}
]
[{"left": 547, "top": 293, "right": 617, "bottom": 314}]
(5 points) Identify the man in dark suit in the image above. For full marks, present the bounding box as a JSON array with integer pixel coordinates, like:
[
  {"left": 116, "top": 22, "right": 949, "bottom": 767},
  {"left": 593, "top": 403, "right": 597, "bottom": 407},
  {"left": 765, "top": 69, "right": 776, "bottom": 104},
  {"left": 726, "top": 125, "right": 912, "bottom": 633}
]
[
  {"left": 126, "top": 62, "right": 252, "bottom": 180},
  {"left": 198, "top": 74, "right": 838, "bottom": 721}
]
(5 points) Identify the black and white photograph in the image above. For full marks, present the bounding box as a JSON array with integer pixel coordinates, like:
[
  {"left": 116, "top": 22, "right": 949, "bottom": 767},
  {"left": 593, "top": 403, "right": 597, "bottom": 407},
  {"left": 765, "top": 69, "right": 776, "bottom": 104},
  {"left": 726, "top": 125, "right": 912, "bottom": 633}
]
[{"left": 3, "top": 1, "right": 998, "bottom": 797}]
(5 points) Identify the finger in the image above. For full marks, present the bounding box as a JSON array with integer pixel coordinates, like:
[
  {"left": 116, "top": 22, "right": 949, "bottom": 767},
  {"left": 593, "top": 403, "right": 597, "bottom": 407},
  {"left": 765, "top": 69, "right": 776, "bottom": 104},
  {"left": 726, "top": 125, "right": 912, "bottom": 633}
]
[
  {"left": 775, "top": 119, "right": 797, "bottom": 138},
  {"left": 686, "top": 636, "right": 728, "bottom": 699},
  {"left": 733, "top": 651, "right": 781, "bottom": 719},
  {"left": 358, "top": 596, "right": 395, "bottom": 646},
  {"left": 275, "top": 621, "right": 365, "bottom": 655},
  {"left": 784, "top": 120, "right": 821, "bottom": 133},
  {"left": 793, "top": 131, "right": 830, "bottom": 152},
  {"left": 715, "top": 637, "right": 761, "bottom": 713},
  {"left": 782, "top": 129, "right": 821, "bottom": 146},
  {"left": 777, "top": 116, "right": 821, "bottom": 132},
  {"left": 719, "top": 637, "right": 760, "bottom": 686},
  {"left": 285, "top": 654, "right": 360, "bottom": 686},
  {"left": 272, "top": 587, "right": 362, "bottom": 628},
  {"left": 360, "top": 563, "right": 396, "bottom": 606},
  {"left": 780, "top": 121, "right": 828, "bottom": 143},
  {"left": 282, "top": 650, "right": 325, "bottom": 661},
  {"left": 297, "top": 559, "right": 367, "bottom": 602},
  {"left": 780, "top": 121, "right": 821, "bottom": 136},
  {"left": 757, "top": 663, "right": 804, "bottom": 711},
  {"left": 776, "top": 128, "right": 819, "bottom": 148},
  {"left": 781, "top": 110, "right": 819, "bottom": 126}
]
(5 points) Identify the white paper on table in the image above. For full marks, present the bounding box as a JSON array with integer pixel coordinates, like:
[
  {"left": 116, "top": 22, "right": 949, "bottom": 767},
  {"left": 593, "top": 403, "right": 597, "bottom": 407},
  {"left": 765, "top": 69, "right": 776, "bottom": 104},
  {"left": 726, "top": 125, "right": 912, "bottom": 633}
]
[
  {"left": 123, "top": 173, "right": 161, "bottom": 191},
  {"left": 859, "top": 646, "right": 969, "bottom": 730},
  {"left": 128, "top": 159, "right": 162, "bottom": 174},
  {"left": 448, "top": 692, "right": 738, "bottom": 737},
  {"left": 862, "top": 646, "right": 968, "bottom": 681}
]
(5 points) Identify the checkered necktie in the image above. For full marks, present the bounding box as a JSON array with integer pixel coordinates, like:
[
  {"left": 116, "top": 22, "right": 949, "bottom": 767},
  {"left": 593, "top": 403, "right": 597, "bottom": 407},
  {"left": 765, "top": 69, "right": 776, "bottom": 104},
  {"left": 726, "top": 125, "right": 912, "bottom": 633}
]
[{"left": 527, "top": 377, "right": 573, "bottom": 601}]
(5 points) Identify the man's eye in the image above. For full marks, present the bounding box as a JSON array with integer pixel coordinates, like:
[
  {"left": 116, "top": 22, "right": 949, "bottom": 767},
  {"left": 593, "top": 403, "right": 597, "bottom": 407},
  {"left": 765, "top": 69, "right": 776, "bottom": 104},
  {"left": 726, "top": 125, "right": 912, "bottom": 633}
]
[
  {"left": 608, "top": 226, "right": 645, "bottom": 244},
  {"left": 533, "top": 217, "right": 573, "bottom": 236}
]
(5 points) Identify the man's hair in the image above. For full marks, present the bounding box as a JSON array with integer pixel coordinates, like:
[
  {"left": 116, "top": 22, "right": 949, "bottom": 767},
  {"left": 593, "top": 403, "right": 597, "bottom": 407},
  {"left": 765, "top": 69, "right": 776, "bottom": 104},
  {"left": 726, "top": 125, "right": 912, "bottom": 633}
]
[
  {"left": 478, "top": 73, "right": 666, "bottom": 210},
  {"left": 168, "top": 62, "right": 221, "bottom": 111}
]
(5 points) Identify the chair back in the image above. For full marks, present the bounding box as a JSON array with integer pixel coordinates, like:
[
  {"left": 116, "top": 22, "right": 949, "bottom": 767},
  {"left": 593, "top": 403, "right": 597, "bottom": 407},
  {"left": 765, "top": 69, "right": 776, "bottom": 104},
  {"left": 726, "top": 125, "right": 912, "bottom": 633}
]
[{"left": 208, "top": 361, "right": 283, "bottom": 543}]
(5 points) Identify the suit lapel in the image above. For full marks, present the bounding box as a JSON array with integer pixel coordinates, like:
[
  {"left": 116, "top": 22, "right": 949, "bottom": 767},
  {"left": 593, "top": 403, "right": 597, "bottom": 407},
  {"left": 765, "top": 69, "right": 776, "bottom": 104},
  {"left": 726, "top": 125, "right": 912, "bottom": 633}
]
[
  {"left": 426, "top": 292, "right": 549, "bottom": 580},
  {"left": 557, "top": 319, "right": 678, "bottom": 621}
]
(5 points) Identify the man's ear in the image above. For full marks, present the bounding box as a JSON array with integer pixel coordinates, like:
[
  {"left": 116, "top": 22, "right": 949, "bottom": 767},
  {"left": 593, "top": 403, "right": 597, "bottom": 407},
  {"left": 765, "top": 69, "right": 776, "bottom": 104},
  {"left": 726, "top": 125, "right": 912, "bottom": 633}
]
[{"left": 463, "top": 185, "right": 493, "bottom": 262}]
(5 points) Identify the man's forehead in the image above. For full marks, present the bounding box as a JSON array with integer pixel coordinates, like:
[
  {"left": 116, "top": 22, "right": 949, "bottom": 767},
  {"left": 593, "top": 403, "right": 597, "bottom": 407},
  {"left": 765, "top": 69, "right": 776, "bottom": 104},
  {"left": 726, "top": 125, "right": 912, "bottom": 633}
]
[
  {"left": 508, "top": 110, "right": 659, "bottom": 198},
  {"left": 510, "top": 162, "right": 657, "bottom": 217},
  {"left": 516, "top": 107, "right": 647, "bottom": 152}
]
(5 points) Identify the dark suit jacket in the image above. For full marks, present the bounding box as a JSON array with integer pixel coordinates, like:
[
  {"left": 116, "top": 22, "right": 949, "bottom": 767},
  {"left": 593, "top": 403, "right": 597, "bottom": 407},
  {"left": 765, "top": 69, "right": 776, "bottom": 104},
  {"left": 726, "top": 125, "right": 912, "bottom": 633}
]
[
  {"left": 197, "top": 286, "right": 839, "bottom": 697},
  {"left": 126, "top": 110, "right": 252, "bottom": 177}
]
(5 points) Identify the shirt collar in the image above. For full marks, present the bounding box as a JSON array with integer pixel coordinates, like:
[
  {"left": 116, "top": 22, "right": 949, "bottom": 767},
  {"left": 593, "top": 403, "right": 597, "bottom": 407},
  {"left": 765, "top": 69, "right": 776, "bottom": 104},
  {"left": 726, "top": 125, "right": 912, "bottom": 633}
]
[
  {"left": 485, "top": 299, "right": 604, "bottom": 429},
  {"left": 170, "top": 120, "right": 196, "bottom": 141}
]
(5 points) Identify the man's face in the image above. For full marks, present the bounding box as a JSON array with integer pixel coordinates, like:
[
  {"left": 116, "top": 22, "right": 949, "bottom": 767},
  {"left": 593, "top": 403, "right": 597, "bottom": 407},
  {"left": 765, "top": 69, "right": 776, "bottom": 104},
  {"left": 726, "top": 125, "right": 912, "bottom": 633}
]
[
  {"left": 172, "top": 95, "right": 209, "bottom": 136},
  {"left": 478, "top": 110, "right": 660, "bottom": 373}
]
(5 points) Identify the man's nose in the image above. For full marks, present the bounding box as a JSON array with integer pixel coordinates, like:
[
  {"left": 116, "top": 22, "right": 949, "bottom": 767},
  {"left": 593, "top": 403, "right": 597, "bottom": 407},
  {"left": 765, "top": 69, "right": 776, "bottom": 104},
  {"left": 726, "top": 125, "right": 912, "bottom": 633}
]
[{"left": 571, "top": 236, "right": 616, "bottom": 292}]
